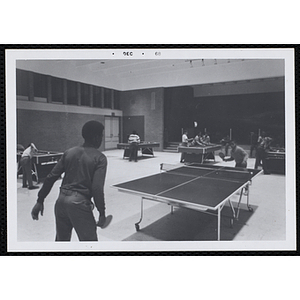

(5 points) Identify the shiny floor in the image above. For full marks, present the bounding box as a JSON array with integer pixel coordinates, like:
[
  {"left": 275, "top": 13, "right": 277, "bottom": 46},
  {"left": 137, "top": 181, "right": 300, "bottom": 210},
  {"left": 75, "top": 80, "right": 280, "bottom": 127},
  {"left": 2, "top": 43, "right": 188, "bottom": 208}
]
[{"left": 16, "top": 149, "right": 286, "bottom": 245}]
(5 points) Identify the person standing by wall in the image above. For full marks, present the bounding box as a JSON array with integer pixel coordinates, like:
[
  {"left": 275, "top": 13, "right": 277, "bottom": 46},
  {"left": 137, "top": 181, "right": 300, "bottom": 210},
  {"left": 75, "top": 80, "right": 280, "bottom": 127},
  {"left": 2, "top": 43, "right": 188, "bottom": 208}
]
[
  {"left": 31, "top": 120, "right": 112, "bottom": 241},
  {"left": 255, "top": 131, "right": 272, "bottom": 174}
]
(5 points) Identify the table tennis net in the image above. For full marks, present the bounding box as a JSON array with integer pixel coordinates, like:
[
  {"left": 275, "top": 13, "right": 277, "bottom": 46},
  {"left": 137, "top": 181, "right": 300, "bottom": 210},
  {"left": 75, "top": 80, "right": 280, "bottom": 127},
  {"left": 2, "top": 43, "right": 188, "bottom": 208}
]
[{"left": 160, "top": 163, "right": 252, "bottom": 181}]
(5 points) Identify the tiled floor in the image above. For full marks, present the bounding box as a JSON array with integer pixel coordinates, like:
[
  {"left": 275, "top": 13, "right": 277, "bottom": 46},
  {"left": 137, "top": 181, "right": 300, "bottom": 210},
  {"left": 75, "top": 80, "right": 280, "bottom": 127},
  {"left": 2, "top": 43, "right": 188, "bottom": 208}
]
[{"left": 16, "top": 148, "right": 287, "bottom": 246}]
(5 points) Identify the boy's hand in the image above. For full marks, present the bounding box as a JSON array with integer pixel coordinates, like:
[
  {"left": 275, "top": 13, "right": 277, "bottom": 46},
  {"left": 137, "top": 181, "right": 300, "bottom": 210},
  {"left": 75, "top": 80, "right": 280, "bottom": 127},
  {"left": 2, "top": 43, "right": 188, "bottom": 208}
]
[{"left": 31, "top": 203, "right": 44, "bottom": 220}]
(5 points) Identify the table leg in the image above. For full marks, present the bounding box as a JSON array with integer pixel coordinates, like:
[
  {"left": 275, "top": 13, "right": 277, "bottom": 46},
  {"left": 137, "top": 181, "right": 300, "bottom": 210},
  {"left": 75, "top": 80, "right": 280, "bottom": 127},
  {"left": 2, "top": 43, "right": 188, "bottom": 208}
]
[
  {"left": 135, "top": 197, "right": 144, "bottom": 231},
  {"left": 217, "top": 206, "right": 221, "bottom": 241},
  {"left": 246, "top": 184, "right": 253, "bottom": 212},
  {"left": 235, "top": 188, "right": 244, "bottom": 220},
  {"left": 32, "top": 163, "right": 39, "bottom": 183},
  {"left": 170, "top": 205, "right": 174, "bottom": 214},
  {"left": 228, "top": 199, "right": 236, "bottom": 227}
]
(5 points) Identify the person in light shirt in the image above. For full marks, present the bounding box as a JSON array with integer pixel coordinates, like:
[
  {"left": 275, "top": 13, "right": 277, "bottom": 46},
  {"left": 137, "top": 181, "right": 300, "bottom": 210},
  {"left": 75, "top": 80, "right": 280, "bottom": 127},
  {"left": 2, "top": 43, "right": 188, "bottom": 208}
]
[
  {"left": 20, "top": 143, "right": 39, "bottom": 189},
  {"left": 128, "top": 130, "right": 140, "bottom": 162},
  {"left": 180, "top": 130, "right": 193, "bottom": 163}
]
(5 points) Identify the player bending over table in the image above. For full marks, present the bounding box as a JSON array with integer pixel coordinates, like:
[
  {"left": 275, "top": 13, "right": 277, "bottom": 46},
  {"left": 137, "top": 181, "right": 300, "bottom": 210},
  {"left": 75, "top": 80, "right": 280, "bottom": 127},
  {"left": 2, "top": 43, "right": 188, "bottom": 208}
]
[
  {"left": 31, "top": 120, "right": 112, "bottom": 241},
  {"left": 220, "top": 140, "right": 248, "bottom": 168},
  {"left": 20, "top": 143, "right": 39, "bottom": 190}
]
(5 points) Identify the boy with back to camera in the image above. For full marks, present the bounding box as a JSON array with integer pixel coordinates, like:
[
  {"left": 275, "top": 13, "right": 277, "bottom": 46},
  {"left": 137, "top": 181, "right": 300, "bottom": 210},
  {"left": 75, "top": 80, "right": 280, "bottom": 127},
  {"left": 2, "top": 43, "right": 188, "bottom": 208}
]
[{"left": 31, "top": 120, "right": 112, "bottom": 241}]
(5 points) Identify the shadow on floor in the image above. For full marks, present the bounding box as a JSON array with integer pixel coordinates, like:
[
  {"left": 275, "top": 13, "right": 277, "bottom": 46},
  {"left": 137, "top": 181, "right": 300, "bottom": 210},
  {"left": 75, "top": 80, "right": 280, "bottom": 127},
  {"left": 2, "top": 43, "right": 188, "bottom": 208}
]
[{"left": 123, "top": 205, "right": 258, "bottom": 241}]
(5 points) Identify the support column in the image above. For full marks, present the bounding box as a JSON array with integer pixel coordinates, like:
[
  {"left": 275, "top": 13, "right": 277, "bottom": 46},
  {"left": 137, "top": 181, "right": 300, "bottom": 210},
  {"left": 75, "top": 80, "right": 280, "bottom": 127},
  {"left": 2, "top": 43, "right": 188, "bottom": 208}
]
[
  {"left": 89, "top": 85, "right": 93, "bottom": 107},
  {"left": 111, "top": 90, "right": 114, "bottom": 109},
  {"left": 28, "top": 72, "right": 34, "bottom": 101},
  {"left": 101, "top": 87, "right": 104, "bottom": 108},
  {"left": 47, "top": 76, "right": 52, "bottom": 103},
  {"left": 63, "top": 79, "right": 68, "bottom": 105}
]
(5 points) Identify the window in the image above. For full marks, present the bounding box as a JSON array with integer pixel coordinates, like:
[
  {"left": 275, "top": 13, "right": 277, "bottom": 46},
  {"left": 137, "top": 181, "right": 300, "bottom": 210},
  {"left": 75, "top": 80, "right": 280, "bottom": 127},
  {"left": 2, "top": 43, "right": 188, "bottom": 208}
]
[
  {"left": 33, "top": 72, "right": 47, "bottom": 102},
  {"left": 67, "top": 80, "right": 77, "bottom": 105},
  {"left": 114, "top": 90, "right": 120, "bottom": 109},
  {"left": 51, "top": 77, "right": 64, "bottom": 103},
  {"left": 93, "top": 86, "right": 102, "bottom": 108},
  {"left": 81, "top": 83, "right": 90, "bottom": 106},
  {"left": 104, "top": 88, "right": 112, "bottom": 108},
  {"left": 16, "top": 69, "right": 29, "bottom": 99}
]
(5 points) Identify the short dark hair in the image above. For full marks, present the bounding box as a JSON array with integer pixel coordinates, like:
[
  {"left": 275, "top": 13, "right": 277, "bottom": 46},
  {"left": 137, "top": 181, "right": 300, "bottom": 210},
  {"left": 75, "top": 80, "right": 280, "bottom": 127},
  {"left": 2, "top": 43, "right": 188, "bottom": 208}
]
[{"left": 82, "top": 120, "right": 104, "bottom": 141}]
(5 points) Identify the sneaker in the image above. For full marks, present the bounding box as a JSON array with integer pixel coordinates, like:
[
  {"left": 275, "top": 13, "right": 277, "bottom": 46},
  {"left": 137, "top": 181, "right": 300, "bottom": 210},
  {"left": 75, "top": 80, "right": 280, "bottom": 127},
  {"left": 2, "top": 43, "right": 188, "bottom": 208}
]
[
  {"left": 28, "top": 185, "right": 39, "bottom": 190},
  {"left": 97, "top": 215, "right": 113, "bottom": 229}
]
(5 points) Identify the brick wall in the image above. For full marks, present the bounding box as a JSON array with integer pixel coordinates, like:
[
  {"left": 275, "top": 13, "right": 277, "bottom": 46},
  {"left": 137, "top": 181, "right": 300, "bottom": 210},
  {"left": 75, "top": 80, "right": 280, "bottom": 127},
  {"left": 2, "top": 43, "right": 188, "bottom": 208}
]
[
  {"left": 120, "top": 87, "right": 164, "bottom": 151},
  {"left": 17, "top": 109, "right": 106, "bottom": 152}
]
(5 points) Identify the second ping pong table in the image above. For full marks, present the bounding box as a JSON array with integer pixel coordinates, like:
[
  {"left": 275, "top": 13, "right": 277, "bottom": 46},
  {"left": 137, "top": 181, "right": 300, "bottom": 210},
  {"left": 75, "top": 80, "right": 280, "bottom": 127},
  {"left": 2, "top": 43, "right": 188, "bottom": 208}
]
[{"left": 113, "top": 163, "right": 262, "bottom": 240}]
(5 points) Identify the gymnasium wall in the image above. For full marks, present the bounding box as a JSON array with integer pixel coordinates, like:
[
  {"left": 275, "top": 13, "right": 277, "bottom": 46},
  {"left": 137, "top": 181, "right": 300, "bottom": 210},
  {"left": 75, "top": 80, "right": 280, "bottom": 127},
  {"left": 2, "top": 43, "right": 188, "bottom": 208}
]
[
  {"left": 191, "top": 91, "right": 285, "bottom": 145},
  {"left": 120, "top": 87, "right": 164, "bottom": 150},
  {"left": 17, "top": 108, "right": 107, "bottom": 152},
  {"left": 163, "top": 86, "right": 285, "bottom": 146},
  {"left": 164, "top": 86, "right": 194, "bottom": 144}
]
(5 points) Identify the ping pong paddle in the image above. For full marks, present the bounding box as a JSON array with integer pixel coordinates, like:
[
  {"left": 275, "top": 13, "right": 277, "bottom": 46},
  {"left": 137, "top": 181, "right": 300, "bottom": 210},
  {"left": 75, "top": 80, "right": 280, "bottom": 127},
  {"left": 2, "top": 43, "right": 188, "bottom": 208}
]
[{"left": 219, "top": 152, "right": 225, "bottom": 160}]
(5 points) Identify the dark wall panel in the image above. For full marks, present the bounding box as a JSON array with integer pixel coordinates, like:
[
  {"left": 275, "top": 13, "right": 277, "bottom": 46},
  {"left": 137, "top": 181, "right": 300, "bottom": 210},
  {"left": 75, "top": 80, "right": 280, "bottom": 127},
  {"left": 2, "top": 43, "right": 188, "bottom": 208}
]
[
  {"left": 164, "top": 86, "right": 194, "bottom": 143},
  {"left": 191, "top": 92, "right": 285, "bottom": 145},
  {"left": 122, "top": 116, "right": 145, "bottom": 142},
  {"left": 120, "top": 88, "right": 164, "bottom": 150},
  {"left": 164, "top": 89, "right": 285, "bottom": 146}
]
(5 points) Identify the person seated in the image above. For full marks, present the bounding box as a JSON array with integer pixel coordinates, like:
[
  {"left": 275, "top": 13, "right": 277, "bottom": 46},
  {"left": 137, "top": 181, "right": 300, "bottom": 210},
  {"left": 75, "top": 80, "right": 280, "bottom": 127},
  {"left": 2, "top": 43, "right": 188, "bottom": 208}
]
[
  {"left": 191, "top": 132, "right": 206, "bottom": 147},
  {"left": 202, "top": 133, "right": 211, "bottom": 144}
]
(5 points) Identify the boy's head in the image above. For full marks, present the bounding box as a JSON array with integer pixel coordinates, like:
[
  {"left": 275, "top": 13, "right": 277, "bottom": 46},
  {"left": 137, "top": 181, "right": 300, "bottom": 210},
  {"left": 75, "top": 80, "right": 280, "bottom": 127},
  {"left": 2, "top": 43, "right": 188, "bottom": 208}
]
[
  {"left": 229, "top": 140, "right": 236, "bottom": 148},
  {"left": 82, "top": 120, "right": 104, "bottom": 148}
]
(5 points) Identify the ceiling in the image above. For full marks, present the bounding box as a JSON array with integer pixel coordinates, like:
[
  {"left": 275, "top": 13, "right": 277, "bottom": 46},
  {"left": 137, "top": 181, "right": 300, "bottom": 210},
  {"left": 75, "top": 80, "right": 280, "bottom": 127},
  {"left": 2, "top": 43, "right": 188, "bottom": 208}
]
[{"left": 16, "top": 58, "right": 285, "bottom": 92}]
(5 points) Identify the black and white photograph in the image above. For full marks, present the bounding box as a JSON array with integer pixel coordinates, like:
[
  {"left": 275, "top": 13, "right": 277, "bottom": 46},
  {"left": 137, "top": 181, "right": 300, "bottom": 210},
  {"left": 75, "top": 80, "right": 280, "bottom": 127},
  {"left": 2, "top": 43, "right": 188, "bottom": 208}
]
[{"left": 6, "top": 47, "right": 296, "bottom": 252}]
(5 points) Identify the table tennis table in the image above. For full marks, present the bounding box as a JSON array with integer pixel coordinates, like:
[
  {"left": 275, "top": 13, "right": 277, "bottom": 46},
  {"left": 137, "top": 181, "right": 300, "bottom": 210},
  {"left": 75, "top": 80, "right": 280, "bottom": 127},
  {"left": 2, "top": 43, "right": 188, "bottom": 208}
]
[
  {"left": 113, "top": 163, "right": 262, "bottom": 240},
  {"left": 178, "top": 144, "right": 221, "bottom": 163},
  {"left": 17, "top": 150, "right": 63, "bottom": 183},
  {"left": 117, "top": 142, "right": 160, "bottom": 159}
]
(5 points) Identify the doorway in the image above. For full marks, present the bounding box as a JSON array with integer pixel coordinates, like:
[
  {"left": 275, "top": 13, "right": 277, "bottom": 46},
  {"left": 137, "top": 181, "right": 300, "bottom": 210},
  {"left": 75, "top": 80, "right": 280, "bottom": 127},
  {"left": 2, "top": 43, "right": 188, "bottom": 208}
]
[{"left": 105, "top": 116, "right": 120, "bottom": 149}]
